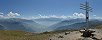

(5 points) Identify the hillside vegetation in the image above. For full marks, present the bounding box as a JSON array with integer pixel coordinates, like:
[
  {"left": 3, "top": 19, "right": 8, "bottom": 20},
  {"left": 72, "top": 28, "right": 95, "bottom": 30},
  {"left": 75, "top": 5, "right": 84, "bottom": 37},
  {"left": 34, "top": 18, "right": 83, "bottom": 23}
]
[
  {"left": 0, "top": 30, "right": 50, "bottom": 40},
  {"left": 95, "top": 25, "right": 102, "bottom": 29},
  {"left": 0, "top": 25, "right": 101, "bottom": 40}
]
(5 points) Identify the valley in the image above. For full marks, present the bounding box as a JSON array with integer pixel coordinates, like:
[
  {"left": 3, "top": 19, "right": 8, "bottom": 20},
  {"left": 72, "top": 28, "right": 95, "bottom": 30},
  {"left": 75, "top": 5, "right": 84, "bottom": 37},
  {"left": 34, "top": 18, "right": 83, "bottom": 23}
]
[{"left": 0, "top": 18, "right": 102, "bottom": 40}]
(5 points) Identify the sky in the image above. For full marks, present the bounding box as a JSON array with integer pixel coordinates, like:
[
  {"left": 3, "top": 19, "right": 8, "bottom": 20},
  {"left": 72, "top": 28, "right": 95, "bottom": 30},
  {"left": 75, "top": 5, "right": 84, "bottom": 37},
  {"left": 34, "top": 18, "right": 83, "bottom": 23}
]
[{"left": 0, "top": 0, "right": 102, "bottom": 19}]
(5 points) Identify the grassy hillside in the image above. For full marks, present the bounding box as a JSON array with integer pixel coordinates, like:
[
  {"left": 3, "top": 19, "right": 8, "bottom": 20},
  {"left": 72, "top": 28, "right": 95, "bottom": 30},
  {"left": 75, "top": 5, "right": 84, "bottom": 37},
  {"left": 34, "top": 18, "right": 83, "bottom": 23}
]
[
  {"left": 0, "top": 30, "right": 50, "bottom": 40},
  {"left": 95, "top": 25, "right": 102, "bottom": 29},
  {"left": 0, "top": 25, "right": 101, "bottom": 40}
]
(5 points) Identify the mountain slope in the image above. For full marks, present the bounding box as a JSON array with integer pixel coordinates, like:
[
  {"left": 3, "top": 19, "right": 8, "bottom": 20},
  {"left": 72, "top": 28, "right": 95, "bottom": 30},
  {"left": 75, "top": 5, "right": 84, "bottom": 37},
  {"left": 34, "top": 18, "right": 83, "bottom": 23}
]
[
  {"left": 0, "top": 25, "right": 4, "bottom": 30},
  {"left": 34, "top": 18, "right": 63, "bottom": 26},
  {"left": 55, "top": 20, "right": 102, "bottom": 30},
  {"left": 49, "top": 18, "right": 85, "bottom": 30},
  {"left": 0, "top": 18, "right": 46, "bottom": 32},
  {"left": 0, "top": 30, "right": 49, "bottom": 40}
]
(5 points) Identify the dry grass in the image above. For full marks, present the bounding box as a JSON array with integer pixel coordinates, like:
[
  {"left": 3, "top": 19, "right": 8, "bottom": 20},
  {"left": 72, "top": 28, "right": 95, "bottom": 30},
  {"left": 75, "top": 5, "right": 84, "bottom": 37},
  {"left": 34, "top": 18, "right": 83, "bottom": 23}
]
[
  {"left": 95, "top": 25, "right": 102, "bottom": 29},
  {"left": 0, "top": 30, "right": 50, "bottom": 40}
]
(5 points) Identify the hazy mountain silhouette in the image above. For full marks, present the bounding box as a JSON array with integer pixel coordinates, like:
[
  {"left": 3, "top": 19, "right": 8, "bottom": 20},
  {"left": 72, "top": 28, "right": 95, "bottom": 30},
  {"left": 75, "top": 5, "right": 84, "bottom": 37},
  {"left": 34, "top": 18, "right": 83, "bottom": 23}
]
[
  {"left": 49, "top": 18, "right": 85, "bottom": 30},
  {"left": 0, "top": 18, "right": 46, "bottom": 32},
  {"left": 34, "top": 18, "right": 63, "bottom": 26},
  {"left": 55, "top": 20, "right": 102, "bottom": 30},
  {"left": 0, "top": 25, "right": 4, "bottom": 30}
]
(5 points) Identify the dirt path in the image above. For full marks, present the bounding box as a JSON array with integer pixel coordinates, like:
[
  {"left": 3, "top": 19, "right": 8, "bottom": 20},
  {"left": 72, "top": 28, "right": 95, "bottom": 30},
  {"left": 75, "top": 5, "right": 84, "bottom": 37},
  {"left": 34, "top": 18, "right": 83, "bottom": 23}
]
[{"left": 49, "top": 29, "right": 102, "bottom": 40}]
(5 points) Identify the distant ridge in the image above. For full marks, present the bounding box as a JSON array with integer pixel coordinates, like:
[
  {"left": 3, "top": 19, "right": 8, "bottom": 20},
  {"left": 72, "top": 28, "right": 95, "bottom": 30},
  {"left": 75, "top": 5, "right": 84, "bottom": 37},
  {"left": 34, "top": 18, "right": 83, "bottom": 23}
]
[
  {"left": 0, "top": 18, "right": 46, "bottom": 33},
  {"left": 49, "top": 18, "right": 102, "bottom": 31}
]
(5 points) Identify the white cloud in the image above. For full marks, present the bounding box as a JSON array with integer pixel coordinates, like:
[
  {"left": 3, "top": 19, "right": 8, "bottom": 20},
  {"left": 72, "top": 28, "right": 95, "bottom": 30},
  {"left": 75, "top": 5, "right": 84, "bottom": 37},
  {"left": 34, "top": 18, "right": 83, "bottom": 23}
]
[
  {"left": 15, "top": 13, "right": 20, "bottom": 16},
  {"left": 7, "top": 12, "right": 20, "bottom": 18},
  {"left": 0, "top": 12, "right": 20, "bottom": 18},
  {"left": 0, "top": 12, "right": 4, "bottom": 18},
  {"left": 94, "top": 17, "right": 102, "bottom": 19},
  {"left": 28, "top": 12, "right": 86, "bottom": 19},
  {"left": 1, "top": 11, "right": 101, "bottom": 20},
  {"left": 93, "top": 15, "right": 96, "bottom": 16},
  {"left": 38, "top": 14, "right": 50, "bottom": 18},
  {"left": 0, "top": 12, "right": 3, "bottom": 15},
  {"left": 37, "top": 14, "right": 69, "bottom": 19},
  {"left": 0, "top": 15, "right": 4, "bottom": 17},
  {"left": 92, "top": 15, "right": 102, "bottom": 19},
  {"left": 72, "top": 12, "right": 85, "bottom": 19}
]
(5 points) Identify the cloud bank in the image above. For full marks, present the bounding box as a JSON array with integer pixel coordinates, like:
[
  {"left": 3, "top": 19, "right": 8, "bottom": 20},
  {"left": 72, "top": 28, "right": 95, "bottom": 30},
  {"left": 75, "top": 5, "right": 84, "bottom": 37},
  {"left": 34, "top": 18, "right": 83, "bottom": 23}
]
[
  {"left": 29, "top": 12, "right": 86, "bottom": 19},
  {"left": 0, "top": 12, "right": 20, "bottom": 18},
  {"left": 0, "top": 12, "right": 4, "bottom": 18},
  {"left": 26, "top": 12, "right": 102, "bottom": 20},
  {"left": 7, "top": 12, "right": 20, "bottom": 18},
  {"left": 93, "top": 15, "right": 102, "bottom": 19},
  {"left": 0, "top": 12, "right": 101, "bottom": 20}
]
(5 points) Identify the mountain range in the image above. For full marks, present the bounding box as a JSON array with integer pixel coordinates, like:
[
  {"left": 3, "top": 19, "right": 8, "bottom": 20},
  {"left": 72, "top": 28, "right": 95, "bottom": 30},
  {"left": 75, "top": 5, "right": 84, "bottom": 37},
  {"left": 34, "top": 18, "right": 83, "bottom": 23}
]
[
  {"left": 0, "top": 18, "right": 46, "bottom": 33},
  {"left": 49, "top": 18, "right": 85, "bottom": 30},
  {"left": 34, "top": 18, "right": 63, "bottom": 26},
  {"left": 0, "top": 18, "right": 102, "bottom": 33},
  {"left": 51, "top": 20, "right": 102, "bottom": 31}
]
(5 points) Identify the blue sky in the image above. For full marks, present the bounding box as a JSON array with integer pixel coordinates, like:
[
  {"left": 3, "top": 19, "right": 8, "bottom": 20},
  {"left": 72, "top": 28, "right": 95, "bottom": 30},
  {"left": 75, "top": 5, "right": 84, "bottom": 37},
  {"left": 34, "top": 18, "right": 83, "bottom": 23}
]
[{"left": 0, "top": 0, "right": 101, "bottom": 19}]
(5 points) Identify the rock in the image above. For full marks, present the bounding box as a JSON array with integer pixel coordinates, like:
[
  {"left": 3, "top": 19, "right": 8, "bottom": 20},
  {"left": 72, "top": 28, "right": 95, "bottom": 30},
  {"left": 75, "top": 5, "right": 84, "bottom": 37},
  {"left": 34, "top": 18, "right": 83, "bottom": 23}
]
[
  {"left": 79, "top": 29, "right": 95, "bottom": 37},
  {"left": 58, "top": 36, "right": 64, "bottom": 38},
  {"left": 65, "top": 32, "right": 70, "bottom": 35}
]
